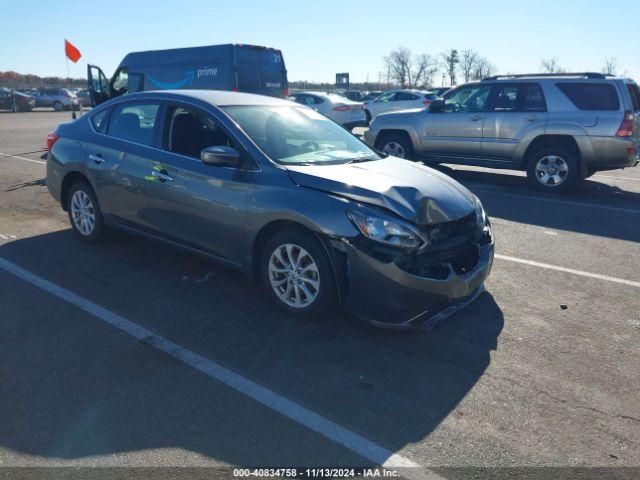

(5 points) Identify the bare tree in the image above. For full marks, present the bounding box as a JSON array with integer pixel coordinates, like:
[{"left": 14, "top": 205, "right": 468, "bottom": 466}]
[
  {"left": 602, "top": 57, "right": 618, "bottom": 76},
  {"left": 443, "top": 49, "right": 459, "bottom": 86},
  {"left": 470, "top": 57, "right": 497, "bottom": 80},
  {"left": 540, "top": 58, "right": 565, "bottom": 73},
  {"left": 413, "top": 54, "right": 439, "bottom": 88},
  {"left": 460, "top": 49, "right": 480, "bottom": 83},
  {"left": 384, "top": 47, "right": 412, "bottom": 88}
]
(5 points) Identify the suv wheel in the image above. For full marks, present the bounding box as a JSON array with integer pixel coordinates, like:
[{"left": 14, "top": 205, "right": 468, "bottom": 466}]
[
  {"left": 53, "top": 101, "right": 63, "bottom": 112},
  {"left": 526, "top": 146, "right": 580, "bottom": 192},
  {"left": 67, "top": 181, "right": 104, "bottom": 243},
  {"left": 378, "top": 134, "right": 413, "bottom": 160},
  {"left": 261, "top": 230, "right": 337, "bottom": 317}
]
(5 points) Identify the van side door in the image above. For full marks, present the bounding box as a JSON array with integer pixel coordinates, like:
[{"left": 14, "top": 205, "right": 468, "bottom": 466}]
[
  {"left": 482, "top": 83, "right": 548, "bottom": 161},
  {"left": 145, "top": 102, "right": 253, "bottom": 264}
]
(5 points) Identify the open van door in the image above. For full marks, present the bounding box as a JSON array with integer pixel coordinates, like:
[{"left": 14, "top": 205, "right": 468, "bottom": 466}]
[{"left": 87, "top": 65, "right": 111, "bottom": 107}]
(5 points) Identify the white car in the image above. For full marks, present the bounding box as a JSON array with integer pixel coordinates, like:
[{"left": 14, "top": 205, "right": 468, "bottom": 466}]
[
  {"left": 364, "top": 89, "right": 437, "bottom": 123},
  {"left": 288, "top": 91, "right": 367, "bottom": 130}
]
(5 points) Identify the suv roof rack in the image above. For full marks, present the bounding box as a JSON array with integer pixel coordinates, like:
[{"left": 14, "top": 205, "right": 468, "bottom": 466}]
[{"left": 482, "top": 72, "right": 608, "bottom": 81}]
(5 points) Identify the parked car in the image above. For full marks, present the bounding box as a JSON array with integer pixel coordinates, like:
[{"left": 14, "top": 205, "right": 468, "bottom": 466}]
[
  {"left": 364, "top": 89, "right": 437, "bottom": 123},
  {"left": 363, "top": 91, "right": 383, "bottom": 101},
  {"left": 430, "top": 87, "right": 452, "bottom": 97},
  {"left": 34, "top": 87, "right": 79, "bottom": 111},
  {"left": 76, "top": 89, "right": 93, "bottom": 107},
  {"left": 341, "top": 90, "right": 364, "bottom": 102},
  {"left": 17, "top": 88, "right": 38, "bottom": 97},
  {"left": 87, "top": 43, "right": 288, "bottom": 107},
  {"left": 364, "top": 73, "right": 640, "bottom": 192},
  {"left": 45, "top": 90, "right": 494, "bottom": 329},
  {"left": 0, "top": 88, "right": 35, "bottom": 112},
  {"left": 288, "top": 91, "right": 366, "bottom": 130}
]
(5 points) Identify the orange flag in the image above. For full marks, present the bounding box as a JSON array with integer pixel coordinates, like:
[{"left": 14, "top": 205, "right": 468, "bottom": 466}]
[{"left": 65, "top": 39, "right": 81, "bottom": 63}]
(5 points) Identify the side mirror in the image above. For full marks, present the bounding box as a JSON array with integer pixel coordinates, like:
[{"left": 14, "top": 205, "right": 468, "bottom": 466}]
[
  {"left": 201, "top": 146, "right": 241, "bottom": 167},
  {"left": 428, "top": 99, "right": 445, "bottom": 113}
]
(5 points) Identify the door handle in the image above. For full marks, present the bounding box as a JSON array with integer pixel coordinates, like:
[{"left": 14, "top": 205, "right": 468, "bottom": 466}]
[
  {"left": 526, "top": 115, "right": 538, "bottom": 122},
  {"left": 151, "top": 170, "right": 174, "bottom": 182},
  {"left": 89, "top": 154, "right": 105, "bottom": 164}
]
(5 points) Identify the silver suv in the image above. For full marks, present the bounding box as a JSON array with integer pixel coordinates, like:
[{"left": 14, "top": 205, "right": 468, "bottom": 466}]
[
  {"left": 34, "top": 87, "right": 79, "bottom": 111},
  {"left": 364, "top": 73, "right": 640, "bottom": 192}
]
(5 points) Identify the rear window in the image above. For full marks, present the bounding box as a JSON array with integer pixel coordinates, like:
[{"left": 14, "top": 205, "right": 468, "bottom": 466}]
[
  {"left": 626, "top": 83, "right": 640, "bottom": 112},
  {"left": 556, "top": 83, "right": 620, "bottom": 111}
]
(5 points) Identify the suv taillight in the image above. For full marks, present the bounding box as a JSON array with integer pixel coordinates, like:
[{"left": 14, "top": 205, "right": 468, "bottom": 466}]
[
  {"left": 616, "top": 111, "right": 634, "bottom": 137},
  {"left": 46, "top": 132, "right": 60, "bottom": 152}
]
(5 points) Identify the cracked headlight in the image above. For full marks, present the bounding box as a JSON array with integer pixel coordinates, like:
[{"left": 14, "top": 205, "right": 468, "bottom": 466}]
[{"left": 347, "top": 210, "right": 425, "bottom": 249}]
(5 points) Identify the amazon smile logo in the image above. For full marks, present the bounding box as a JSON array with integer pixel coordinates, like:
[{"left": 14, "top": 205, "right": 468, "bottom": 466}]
[{"left": 147, "top": 70, "right": 195, "bottom": 89}]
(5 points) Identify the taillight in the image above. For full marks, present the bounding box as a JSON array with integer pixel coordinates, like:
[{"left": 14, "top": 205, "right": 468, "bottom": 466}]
[
  {"left": 616, "top": 111, "right": 634, "bottom": 137},
  {"left": 284, "top": 87, "right": 289, "bottom": 98},
  {"left": 423, "top": 99, "right": 432, "bottom": 106},
  {"left": 46, "top": 132, "right": 60, "bottom": 152},
  {"left": 333, "top": 105, "right": 351, "bottom": 111},
  {"left": 231, "top": 87, "right": 238, "bottom": 92}
]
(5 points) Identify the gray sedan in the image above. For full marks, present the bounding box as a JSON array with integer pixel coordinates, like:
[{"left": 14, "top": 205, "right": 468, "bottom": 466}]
[{"left": 45, "top": 90, "right": 493, "bottom": 329}]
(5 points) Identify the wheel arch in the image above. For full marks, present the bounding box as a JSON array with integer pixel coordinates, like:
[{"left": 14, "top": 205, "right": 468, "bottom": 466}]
[
  {"left": 60, "top": 171, "right": 93, "bottom": 211},
  {"left": 521, "top": 134, "right": 585, "bottom": 175}
]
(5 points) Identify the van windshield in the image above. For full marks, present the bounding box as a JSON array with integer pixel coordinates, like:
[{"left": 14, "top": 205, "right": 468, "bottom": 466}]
[{"left": 223, "top": 106, "right": 380, "bottom": 165}]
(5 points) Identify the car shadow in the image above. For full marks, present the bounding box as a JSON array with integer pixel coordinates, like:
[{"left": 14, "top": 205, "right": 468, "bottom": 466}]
[
  {"left": 434, "top": 165, "right": 640, "bottom": 243},
  {"left": 0, "top": 229, "right": 503, "bottom": 468}
]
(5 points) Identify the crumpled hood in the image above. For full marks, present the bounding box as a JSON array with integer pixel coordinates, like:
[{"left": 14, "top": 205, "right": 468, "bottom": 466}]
[{"left": 286, "top": 157, "right": 476, "bottom": 225}]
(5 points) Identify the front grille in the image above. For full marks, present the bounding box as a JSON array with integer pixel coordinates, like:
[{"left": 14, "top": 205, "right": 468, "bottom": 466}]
[
  {"left": 418, "top": 212, "right": 476, "bottom": 245},
  {"left": 401, "top": 239, "right": 480, "bottom": 279}
]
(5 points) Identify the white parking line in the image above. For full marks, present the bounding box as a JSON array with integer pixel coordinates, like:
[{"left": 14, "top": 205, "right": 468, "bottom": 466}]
[
  {"left": 472, "top": 189, "right": 640, "bottom": 215},
  {"left": 0, "top": 152, "right": 46, "bottom": 165},
  {"left": 595, "top": 174, "right": 640, "bottom": 182},
  {"left": 495, "top": 254, "right": 640, "bottom": 289},
  {"left": 0, "top": 257, "right": 435, "bottom": 476}
]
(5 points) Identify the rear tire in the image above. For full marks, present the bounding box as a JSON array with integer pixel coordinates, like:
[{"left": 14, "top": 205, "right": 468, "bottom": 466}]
[
  {"left": 260, "top": 229, "right": 337, "bottom": 318},
  {"left": 67, "top": 181, "right": 105, "bottom": 243},
  {"left": 526, "top": 145, "right": 580, "bottom": 193},
  {"left": 377, "top": 133, "right": 413, "bottom": 160},
  {"left": 53, "top": 101, "right": 63, "bottom": 112}
]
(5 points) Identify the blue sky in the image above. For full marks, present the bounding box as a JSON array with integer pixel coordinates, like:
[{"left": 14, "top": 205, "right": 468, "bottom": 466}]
[{"left": 1, "top": 0, "right": 638, "bottom": 83}]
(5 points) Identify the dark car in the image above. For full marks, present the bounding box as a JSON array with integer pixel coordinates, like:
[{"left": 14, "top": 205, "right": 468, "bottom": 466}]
[
  {"left": 342, "top": 90, "right": 364, "bottom": 102},
  {"left": 45, "top": 90, "right": 493, "bottom": 330},
  {"left": 76, "top": 89, "right": 93, "bottom": 107},
  {"left": 0, "top": 88, "right": 35, "bottom": 112},
  {"left": 363, "top": 91, "right": 383, "bottom": 101}
]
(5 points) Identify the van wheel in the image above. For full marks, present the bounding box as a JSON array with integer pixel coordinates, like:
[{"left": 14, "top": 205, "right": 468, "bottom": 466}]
[
  {"left": 377, "top": 134, "right": 413, "bottom": 160},
  {"left": 67, "top": 181, "right": 105, "bottom": 243},
  {"left": 53, "top": 101, "right": 63, "bottom": 112},
  {"left": 261, "top": 230, "right": 337, "bottom": 318},
  {"left": 526, "top": 146, "right": 580, "bottom": 192}
]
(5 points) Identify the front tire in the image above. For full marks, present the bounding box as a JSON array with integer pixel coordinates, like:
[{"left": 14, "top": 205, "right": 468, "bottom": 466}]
[
  {"left": 377, "top": 134, "right": 413, "bottom": 160},
  {"left": 261, "top": 230, "right": 337, "bottom": 317},
  {"left": 53, "top": 101, "right": 63, "bottom": 112},
  {"left": 67, "top": 181, "right": 104, "bottom": 243},
  {"left": 526, "top": 146, "right": 580, "bottom": 192}
]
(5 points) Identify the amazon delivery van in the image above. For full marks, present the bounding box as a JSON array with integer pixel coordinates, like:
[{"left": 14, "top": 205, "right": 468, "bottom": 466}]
[{"left": 87, "top": 44, "right": 288, "bottom": 106}]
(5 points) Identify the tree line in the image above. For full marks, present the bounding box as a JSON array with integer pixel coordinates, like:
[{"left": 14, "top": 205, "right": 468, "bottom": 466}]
[{"left": 0, "top": 71, "right": 86, "bottom": 89}]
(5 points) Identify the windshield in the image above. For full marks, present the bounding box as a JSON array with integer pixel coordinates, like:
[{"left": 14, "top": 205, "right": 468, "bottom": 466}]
[{"left": 223, "top": 105, "right": 381, "bottom": 165}]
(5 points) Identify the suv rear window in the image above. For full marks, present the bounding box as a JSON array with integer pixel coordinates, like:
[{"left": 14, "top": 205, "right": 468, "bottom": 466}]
[{"left": 556, "top": 83, "right": 619, "bottom": 111}]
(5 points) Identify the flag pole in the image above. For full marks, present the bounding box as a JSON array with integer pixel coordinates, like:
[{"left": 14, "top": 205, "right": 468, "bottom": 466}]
[{"left": 65, "top": 40, "right": 77, "bottom": 119}]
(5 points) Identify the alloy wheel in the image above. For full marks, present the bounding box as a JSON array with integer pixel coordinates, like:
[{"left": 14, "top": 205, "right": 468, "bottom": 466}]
[
  {"left": 382, "top": 141, "right": 406, "bottom": 158},
  {"left": 70, "top": 190, "right": 96, "bottom": 236},
  {"left": 535, "top": 155, "right": 569, "bottom": 186},
  {"left": 268, "top": 243, "right": 320, "bottom": 308}
]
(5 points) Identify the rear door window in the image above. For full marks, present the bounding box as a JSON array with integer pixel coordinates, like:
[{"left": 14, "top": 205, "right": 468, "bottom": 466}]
[
  {"left": 107, "top": 102, "right": 160, "bottom": 146},
  {"left": 90, "top": 109, "right": 110, "bottom": 133},
  {"left": 492, "top": 83, "right": 546, "bottom": 112},
  {"left": 556, "top": 83, "right": 620, "bottom": 111}
]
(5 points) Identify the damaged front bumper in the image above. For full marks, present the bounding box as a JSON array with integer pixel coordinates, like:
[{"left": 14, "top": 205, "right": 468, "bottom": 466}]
[{"left": 339, "top": 238, "right": 494, "bottom": 331}]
